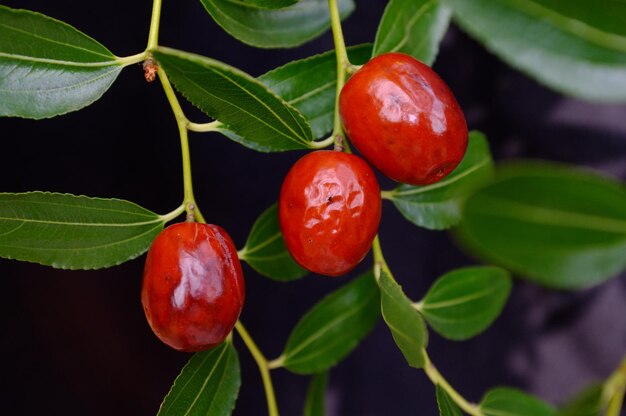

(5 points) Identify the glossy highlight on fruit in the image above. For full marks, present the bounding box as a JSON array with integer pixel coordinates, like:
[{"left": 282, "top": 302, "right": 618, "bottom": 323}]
[
  {"left": 279, "top": 150, "right": 382, "bottom": 277},
  {"left": 141, "top": 222, "right": 245, "bottom": 352},
  {"left": 339, "top": 52, "right": 468, "bottom": 185}
]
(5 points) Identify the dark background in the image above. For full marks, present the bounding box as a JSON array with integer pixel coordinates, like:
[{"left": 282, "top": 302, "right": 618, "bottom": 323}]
[{"left": 1, "top": 1, "right": 626, "bottom": 415}]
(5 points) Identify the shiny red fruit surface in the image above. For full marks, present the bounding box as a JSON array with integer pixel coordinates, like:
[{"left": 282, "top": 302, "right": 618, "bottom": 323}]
[
  {"left": 339, "top": 52, "right": 468, "bottom": 185},
  {"left": 279, "top": 150, "right": 382, "bottom": 277},
  {"left": 141, "top": 222, "right": 245, "bottom": 352}
]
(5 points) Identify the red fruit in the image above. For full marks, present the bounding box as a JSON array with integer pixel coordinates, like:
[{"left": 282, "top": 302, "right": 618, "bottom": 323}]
[
  {"left": 339, "top": 52, "right": 468, "bottom": 185},
  {"left": 279, "top": 150, "right": 382, "bottom": 277},
  {"left": 141, "top": 222, "right": 245, "bottom": 352}
]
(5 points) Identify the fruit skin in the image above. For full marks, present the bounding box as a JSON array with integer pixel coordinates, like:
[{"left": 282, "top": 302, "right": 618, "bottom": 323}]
[
  {"left": 141, "top": 222, "right": 245, "bottom": 352},
  {"left": 339, "top": 52, "right": 468, "bottom": 185},
  {"left": 279, "top": 150, "right": 382, "bottom": 277}
]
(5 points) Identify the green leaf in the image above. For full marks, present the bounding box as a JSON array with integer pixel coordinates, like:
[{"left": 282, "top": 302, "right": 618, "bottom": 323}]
[
  {"left": 0, "top": 5, "right": 123, "bottom": 119},
  {"left": 377, "top": 269, "right": 428, "bottom": 368},
  {"left": 418, "top": 266, "right": 511, "bottom": 340},
  {"left": 199, "top": 0, "right": 355, "bottom": 49},
  {"left": 153, "top": 47, "right": 313, "bottom": 152},
  {"left": 480, "top": 387, "right": 556, "bottom": 416},
  {"left": 239, "top": 203, "right": 307, "bottom": 281},
  {"left": 558, "top": 384, "right": 604, "bottom": 416},
  {"left": 436, "top": 385, "right": 462, "bottom": 416},
  {"left": 303, "top": 372, "right": 328, "bottom": 416},
  {"left": 236, "top": 0, "right": 298, "bottom": 9},
  {"left": 442, "top": 0, "right": 626, "bottom": 102},
  {"left": 386, "top": 131, "right": 494, "bottom": 230},
  {"left": 0, "top": 192, "right": 165, "bottom": 270},
  {"left": 373, "top": 0, "right": 451, "bottom": 65},
  {"left": 158, "top": 341, "right": 241, "bottom": 416},
  {"left": 259, "top": 44, "right": 372, "bottom": 139},
  {"left": 456, "top": 162, "right": 626, "bottom": 289},
  {"left": 282, "top": 271, "right": 380, "bottom": 374}
]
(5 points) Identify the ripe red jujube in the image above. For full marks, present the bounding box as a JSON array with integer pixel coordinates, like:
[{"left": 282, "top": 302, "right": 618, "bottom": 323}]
[
  {"left": 279, "top": 150, "right": 382, "bottom": 277},
  {"left": 141, "top": 222, "right": 245, "bottom": 352},
  {"left": 339, "top": 52, "right": 468, "bottom": 185}
]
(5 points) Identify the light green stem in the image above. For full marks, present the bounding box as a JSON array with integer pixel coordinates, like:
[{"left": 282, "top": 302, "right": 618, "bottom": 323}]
[
  {"left": 309, "top": 135, "right": 336, "bottom": 149},
  {"left": 187, "top": 121, "right": 223, "bottom": 133},
  {"left": 380, "top": 190, "right": 396, "bottom": 200},
  {"left": 147, "top": 0, "right": 163, "bottom": 50},
  {"left": 116, "top": 52, "right": 147, "bottom": 67},
  {"left": 423, "top": 352, "right": 483, "bottom": 416},
  {"left": 371, "top": 235, "right": 392, "bottom": 278},
  {"left": 157, "top": 68, "right": 205, "bottom": 223},
  {"left": 235, "top": 321, "right": 280, "bottom": 416},
  {"left": 159, "top": 204, "right": 186, "bottom": 223},
  {"left": 605, "top": 356, "right": 626, "bottom": 416},
  {"left": 327, "top": 0, "right": 351, "bottom": 150}
]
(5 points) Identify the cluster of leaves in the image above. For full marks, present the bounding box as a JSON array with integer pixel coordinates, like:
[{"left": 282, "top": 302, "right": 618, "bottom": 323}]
[{"left": 1, "top": 0, "right": 626, "bottom": 415}]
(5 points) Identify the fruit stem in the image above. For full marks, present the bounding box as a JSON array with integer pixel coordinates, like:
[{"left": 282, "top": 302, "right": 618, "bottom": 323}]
[
  {"left": 235, "top": 321, "right": 280, "bottom": 416},
  {"left": 605, "top": 355, "right": 626, "bottom": 416},
  {"left": 422, "top": 351, "right": 483, "bottom": 416},
  {"left": 147, "top": 0, "right": 162, "bottom": 50},
  {"left": 328, "top": 0, "right": 351, "bottom": 151},
  {"left": 157, "top": 67, "right": 206, "bottom": 223}
]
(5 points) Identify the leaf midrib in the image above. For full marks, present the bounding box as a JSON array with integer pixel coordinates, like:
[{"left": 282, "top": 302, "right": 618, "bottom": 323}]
[
  {"left": 473, "top": 194, "right": 626, "bottom": 234},
  {"left": 505, "top": 0, "right": 626, "bottom": 54},
  {"left": 423, "top": 286, "right": 500, "bottom": 310},
  {"left": 285, "top": 286, "right": 376, "bottom": 360},
  {"left": 0, "top": 20, "right": 113, "bottom": 61},
  {"left": 0, "top": 52, "right": 118, "bottom": 68},
  {"left": 393, "top": 158, "right": 490, "bottom": 198},
  {"left": 0, "top": 215, "right": 163, "bottom": 227},
  {"left": 378, "top": 0, "right": 438, "bottom": 54},
  {"left": 163, "top": 54, "right": 311, "bottom": 145}
]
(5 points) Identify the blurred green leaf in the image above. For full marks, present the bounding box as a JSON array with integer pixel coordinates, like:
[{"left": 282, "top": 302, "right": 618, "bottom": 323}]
[
  {"left": 0, "top": 192, "right": 165, "bottom": 270},
  {"left": 558, "top": 384, "right": 604, "bottom": 416},
  {"left": 282, "top": 271, "right": 380, "bottom": 374},
  {"left": 373, "top": 0, "right": 451, "bottom": 65},
  {"left": 377, "top": 269, "right": 428, "bottom": 368},
  {"left": 442, "top": 0, "right": 626, "bottom": 102},
  {"left": 386, "top": 131, "right": 494, "bottom": 230},
  {"left": 457, "top": 163, "right": 626, "bottom": 289},
  {"left": 199, "top": 0, "right": 354, "bottom": 48},
  {"left": 154, "top": 47, "right": 313, "bottom": 152},
  {"left": 0, "top": 5, "right": 122, "bottom": 119},
  {"left": 259, "top": 44, "right": 372, "bottom": 139},
  {"left": 303, "top": 372, "right": 328, "bottom": 416},
  {"left": 480, "top": 388, "right": 556, "bottom": 416},
  {"left": 436, "top": 385, "right": 462, "bottom": 416},
  {"left": 158, "top": 341, "right": 240, "bottom": 416},
  {"left": 237, "top": 0, "right": 298, "bottom": 9},
  {"left": 418, "top": 266, "right": 511, "bottom": 340},
  {"left": 239, "top": 203, "right": 307, "bottom": 281}
]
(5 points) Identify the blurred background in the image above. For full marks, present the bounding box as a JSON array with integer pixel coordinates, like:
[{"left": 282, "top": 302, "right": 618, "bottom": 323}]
[{"left": 1, "top": 0, "right": 625, "bottom": 414}]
